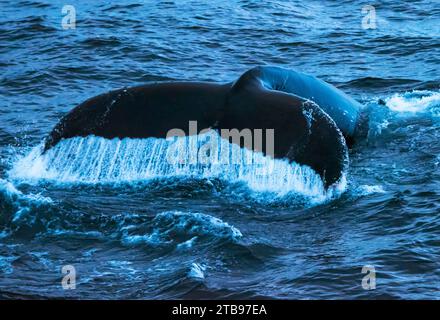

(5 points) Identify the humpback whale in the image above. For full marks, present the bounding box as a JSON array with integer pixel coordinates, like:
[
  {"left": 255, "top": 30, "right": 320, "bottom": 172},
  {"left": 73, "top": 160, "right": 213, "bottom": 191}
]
[
  {"left": 236, "top": 67, "right": 364, "bottom": 144},
  {"left": 44, "top": 66, "right": 364, "bottom": 188}
]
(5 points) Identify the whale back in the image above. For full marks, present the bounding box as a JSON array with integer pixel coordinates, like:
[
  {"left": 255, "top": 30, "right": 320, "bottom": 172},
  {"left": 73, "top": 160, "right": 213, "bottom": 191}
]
[{"left": 241, "top": 66, "right": 363, "bottom": 144}]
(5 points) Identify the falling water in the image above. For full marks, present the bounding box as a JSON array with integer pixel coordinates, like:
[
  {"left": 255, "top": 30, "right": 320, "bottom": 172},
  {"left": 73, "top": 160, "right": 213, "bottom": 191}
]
[{"left": 9, "top": 131, "right": 342, "bottom": 198}]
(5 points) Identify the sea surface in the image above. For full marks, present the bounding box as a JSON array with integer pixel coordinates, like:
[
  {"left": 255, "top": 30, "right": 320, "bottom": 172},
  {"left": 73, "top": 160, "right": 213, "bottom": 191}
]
[{"left": 0, "top": 0, "right": 439, "bottom": 299}]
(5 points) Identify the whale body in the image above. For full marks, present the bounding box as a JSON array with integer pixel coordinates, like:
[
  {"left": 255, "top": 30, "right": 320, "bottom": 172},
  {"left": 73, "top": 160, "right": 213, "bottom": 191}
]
[
  {"left": 236, "top": 67, "right": 363, "bottom": 144},
  {"left": 44, "top": 66, "right": 364, "bottom": 188}
]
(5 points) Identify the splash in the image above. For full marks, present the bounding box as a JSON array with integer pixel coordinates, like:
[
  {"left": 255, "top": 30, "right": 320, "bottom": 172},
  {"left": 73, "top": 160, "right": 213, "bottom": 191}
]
[
  {"left": 366, "top": 90, "right": 440, "bottom": 140},
  {"left": 9, "top": 132, "right": 345, "bottom": 201},
  {"left": 0, "top": 178, "right": 53, "bottom": 206},
  {"left": 0, "top": 178, "right": 53, "bottom": 237},
  {"left": 385, "top": 90, "right": 440, "bottom": 114}
]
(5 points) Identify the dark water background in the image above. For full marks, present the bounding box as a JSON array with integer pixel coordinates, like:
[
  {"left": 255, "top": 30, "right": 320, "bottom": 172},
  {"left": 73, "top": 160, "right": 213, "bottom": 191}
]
[{"left": 0, "top": 0, "right": 439, "bottom": 299}]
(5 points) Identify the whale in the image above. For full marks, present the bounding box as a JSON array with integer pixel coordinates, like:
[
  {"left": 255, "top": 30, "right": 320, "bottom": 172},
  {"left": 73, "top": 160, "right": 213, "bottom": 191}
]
[
  {"left": 44, "top": 66, "right": 364, "bottom": 188},
  {"left": 235, "top": 67, "right": 364, "bottom": 145}
]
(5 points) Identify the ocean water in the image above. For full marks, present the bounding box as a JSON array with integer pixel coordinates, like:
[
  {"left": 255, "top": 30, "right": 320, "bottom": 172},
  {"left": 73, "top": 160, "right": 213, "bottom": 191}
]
[{"left": 0, "top": 0, "right": 439, "bottom": 299}]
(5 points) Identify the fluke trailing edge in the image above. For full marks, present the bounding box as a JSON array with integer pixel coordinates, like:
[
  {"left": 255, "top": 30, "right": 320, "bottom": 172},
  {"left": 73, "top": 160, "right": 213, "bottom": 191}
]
[{"left": 44, "top": 66, "right": 365, "bottom": 188}]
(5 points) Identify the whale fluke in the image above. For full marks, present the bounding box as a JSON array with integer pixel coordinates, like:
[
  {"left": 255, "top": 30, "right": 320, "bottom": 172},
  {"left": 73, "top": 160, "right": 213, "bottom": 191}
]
[{"left": 44, "top": 67, "right": 363, "bottom": 188}]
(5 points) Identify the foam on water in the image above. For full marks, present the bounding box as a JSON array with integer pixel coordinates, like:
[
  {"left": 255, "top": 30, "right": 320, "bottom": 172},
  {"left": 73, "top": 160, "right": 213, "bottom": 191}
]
[
  {"left": 120, "top": 211, "right": 242, "bottom": 248},
  {"left": 385, "top": 90, "right": 440, "bottom": 114},
  {"left": 0, "top": 178, "right": 54, "bottom": 238},
  {"left": 0, "top": 178, "right": 20, "bottom": 200},
  {"left": 9, "top": 132, "right": 345, "bottom": 201},
  {"left": 358, "top": 185, "right": 386, "bottom": 195},
  {"left": 0, "top": 178, "right": 53, "bottom": 206},
  {"left": 366, "top": 90, "right": 440, "bottom": 140},
  {"left": 188, "top": 262, "right": 206, "bottom": 280}
]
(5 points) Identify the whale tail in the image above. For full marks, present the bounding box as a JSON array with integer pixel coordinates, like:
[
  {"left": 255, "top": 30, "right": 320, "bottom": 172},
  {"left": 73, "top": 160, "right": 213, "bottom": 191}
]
[
  {"left": 224, "top": 68, "right": 349, "bottom": 187},
  {"left": 44, "top": 67, "right": 356, "bottom": 188}
]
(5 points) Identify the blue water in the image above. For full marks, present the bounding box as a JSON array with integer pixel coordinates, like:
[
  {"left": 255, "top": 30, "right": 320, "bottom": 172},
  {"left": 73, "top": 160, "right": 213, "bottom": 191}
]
[{"left": 1, "top": 0, "right": 440, "bottom": 299}]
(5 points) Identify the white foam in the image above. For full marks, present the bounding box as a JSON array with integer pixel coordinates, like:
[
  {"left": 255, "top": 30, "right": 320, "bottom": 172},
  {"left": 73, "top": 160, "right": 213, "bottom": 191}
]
[
  {"left": 385, "top": 90, "right": 440, "bottom": 114},
  {"left": 9, "top": 132, "right": 345, "bottom": 200},
  {"left": 188, "top": 263, "right": 206, "bottom": 280},
  {"left": 0, "top": 178, "right": 21, "bottom": 199},
  {"left": 358, "top": 185, "right": 386, "bottom": 195},
  {"left": 120, "top": 211, "right": 242, "bottom": 247},
  {"left": 0, "top": 178, "right": 52, "bottom": 204}
]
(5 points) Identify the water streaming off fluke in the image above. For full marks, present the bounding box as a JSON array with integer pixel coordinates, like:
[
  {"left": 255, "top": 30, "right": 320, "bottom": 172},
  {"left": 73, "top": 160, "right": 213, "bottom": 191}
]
[{"left": 9, "top": 132, "right": 345, "bottom": 199}]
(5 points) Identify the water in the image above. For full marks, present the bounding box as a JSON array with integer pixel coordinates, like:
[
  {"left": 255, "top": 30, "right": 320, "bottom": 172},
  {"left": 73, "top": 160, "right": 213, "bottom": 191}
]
[{"left": 0, "top": 0, "right": 439, "bottom": 299}]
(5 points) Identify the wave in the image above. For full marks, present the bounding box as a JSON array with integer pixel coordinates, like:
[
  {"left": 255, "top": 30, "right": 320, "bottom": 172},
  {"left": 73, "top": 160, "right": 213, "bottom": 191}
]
[
  {"left": 0, "top": 178, "right": 53, "bottom": 209},
  {"left": 0, "top": 187, "right": 242, "bottom": 250},
  {"left": 1, "top": 179, "right": 241, "bottom": 246},
  {"left": 120, "top": 211, "right": 242, "bottom": 249},
  {"left": 9, "top": 132, "right": 344, "bottom": 202},
  {"left": 0, "top": 178, "right": 53, "bottom": 237}
]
